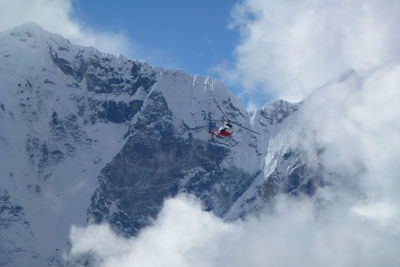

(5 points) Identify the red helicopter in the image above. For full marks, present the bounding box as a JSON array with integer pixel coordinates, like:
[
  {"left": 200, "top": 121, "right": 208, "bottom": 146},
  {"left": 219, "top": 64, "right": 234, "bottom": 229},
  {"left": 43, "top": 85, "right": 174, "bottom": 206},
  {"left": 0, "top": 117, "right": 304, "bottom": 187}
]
[{"left": 209, "top": 105, "right": 261, "bottom": 139}]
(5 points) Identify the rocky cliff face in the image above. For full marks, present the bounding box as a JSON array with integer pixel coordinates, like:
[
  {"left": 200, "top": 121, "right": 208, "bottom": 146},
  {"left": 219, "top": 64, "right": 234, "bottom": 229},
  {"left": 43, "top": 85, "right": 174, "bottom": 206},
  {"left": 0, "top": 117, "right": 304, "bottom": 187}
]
[{"left": 0, "top": 23, "right": 316, "bottom": 266}]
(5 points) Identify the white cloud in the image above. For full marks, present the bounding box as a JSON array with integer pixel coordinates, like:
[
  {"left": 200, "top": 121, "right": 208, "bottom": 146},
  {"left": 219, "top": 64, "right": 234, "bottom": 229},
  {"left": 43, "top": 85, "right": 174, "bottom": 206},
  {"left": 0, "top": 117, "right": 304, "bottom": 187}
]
[
  {"left": 0, "top": 0, "right": 132, "bottom": 56},
  {"left": 352, "top": 201, "right": 398, "bottom": 226},
  {"left": 69, "top": 195, "right": 232, "bottom": 267},
  {"left": 68, "top": 194, "right": 400, "bottom": 267},
  {"left": 300, "top": 63, "right": 400, "bottom": 199},
  {"left": 223, "top": 0, "right": 400, "bottom": 102}
]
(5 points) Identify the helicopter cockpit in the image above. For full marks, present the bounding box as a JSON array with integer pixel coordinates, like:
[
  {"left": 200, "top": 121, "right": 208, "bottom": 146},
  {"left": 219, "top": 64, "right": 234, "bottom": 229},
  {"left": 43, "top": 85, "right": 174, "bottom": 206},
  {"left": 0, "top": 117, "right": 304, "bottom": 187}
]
[{"left": 220, "top": 122, "right": 233, "bottom": 134}]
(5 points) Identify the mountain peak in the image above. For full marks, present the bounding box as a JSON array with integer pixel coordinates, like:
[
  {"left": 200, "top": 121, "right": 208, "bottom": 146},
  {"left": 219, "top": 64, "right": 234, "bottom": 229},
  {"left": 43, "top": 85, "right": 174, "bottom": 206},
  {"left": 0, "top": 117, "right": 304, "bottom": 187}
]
[
  {"left": 3, "top": 21, "right": 52, "bottom": 40},
  {"left": 12, "top": 21, "right": 45, "bottom": 33},
  {"left": 1, "top": 21, "right": 71, "bottom": 49}
]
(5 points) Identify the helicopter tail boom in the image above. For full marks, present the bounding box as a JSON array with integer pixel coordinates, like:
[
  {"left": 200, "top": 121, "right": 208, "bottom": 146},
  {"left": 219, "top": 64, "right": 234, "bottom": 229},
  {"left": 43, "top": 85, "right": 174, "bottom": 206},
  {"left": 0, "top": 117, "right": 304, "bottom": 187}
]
[{"left": 209, "top": 128, "right": 216, "bottom": 140}]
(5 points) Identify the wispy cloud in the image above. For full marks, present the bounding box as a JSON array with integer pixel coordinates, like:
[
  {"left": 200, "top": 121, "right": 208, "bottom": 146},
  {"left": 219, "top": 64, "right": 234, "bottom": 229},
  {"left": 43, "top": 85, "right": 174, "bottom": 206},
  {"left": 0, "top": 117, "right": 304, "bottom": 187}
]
[
  {"left": 0, "top": 0, "right": 133, "bottom": 56},
  {"left": 219, "top": 0, "right": 400, "bottom": 102}
]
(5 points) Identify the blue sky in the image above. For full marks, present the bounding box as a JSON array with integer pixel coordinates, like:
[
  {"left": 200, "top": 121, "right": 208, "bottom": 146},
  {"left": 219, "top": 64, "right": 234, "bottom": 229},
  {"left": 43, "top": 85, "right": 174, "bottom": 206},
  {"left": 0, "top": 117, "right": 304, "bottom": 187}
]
[{"left": 72, "top": 0, "right": 239, "bottom": 78}]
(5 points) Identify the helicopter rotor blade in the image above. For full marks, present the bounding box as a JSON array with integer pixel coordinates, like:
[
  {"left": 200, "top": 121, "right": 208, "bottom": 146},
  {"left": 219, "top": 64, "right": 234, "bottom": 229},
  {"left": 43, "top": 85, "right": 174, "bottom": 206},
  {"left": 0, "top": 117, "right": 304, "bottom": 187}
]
[
  {"left": 216, "top": 105, "right": 230, "bottom": 121},
  {"left": 230, "top": 121, "right": 261, "bottom": 135}
]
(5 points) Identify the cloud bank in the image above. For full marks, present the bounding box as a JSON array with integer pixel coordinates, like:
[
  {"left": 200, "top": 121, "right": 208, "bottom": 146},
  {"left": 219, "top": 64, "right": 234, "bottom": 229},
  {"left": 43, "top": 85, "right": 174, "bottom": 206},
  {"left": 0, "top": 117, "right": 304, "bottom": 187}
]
[
  {"left": 225, "top": 0, "right": 400, "bottom": 102},
  {"left": 0, "top": 0, "right": 131, "bottom": 56},
  {"left": 68, "top": 193, "right": 400, "bottom": 267}
]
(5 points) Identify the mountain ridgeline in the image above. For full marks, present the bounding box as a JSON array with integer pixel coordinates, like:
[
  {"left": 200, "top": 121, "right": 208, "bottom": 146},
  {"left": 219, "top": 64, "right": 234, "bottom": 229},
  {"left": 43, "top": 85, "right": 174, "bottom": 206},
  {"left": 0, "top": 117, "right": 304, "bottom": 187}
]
[{"left": 0, "top": 23, "right": 321, "bottom": 266}]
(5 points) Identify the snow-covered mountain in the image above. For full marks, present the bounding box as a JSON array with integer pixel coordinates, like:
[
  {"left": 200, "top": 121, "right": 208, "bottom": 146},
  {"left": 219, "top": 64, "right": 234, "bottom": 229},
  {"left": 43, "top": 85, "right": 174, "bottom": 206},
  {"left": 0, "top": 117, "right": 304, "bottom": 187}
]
[{"left": 0, "top": 22, "right": 315, "bottom": 266}]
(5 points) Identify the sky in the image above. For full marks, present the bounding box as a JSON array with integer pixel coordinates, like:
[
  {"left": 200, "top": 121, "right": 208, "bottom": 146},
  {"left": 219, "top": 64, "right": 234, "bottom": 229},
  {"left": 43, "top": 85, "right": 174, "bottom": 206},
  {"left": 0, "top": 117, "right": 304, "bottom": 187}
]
[
  {"left": 71, "top": 0, "right": 239, "bottom": 76},
  {"left": 1, "top": 1, "right": 400, "bottom": 266}
]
